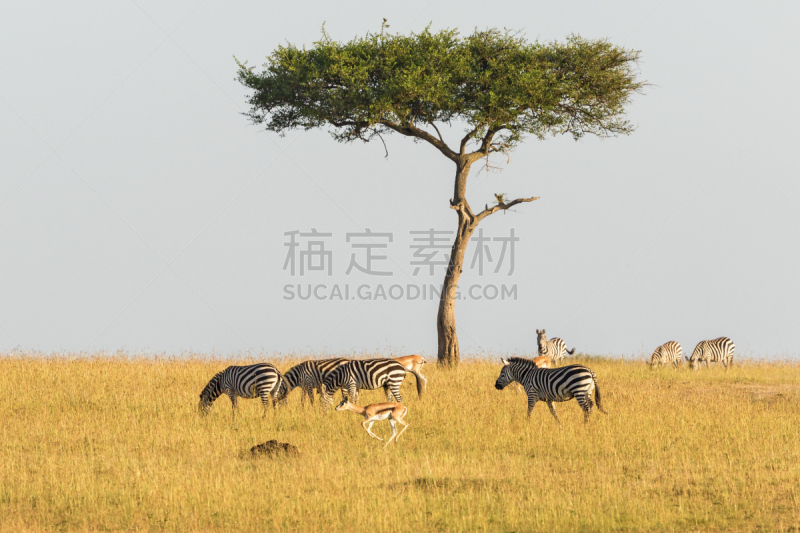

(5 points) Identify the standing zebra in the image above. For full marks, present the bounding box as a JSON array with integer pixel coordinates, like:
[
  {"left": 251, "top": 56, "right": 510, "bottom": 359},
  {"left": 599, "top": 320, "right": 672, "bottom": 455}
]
[
  {"left": 279, "top": 358, "right": 350, "bottom": 405},
  {"left": 494, "top": 357, "right": 606, "bottom": 423},
  {"left": 321, "top": 359, "right": 415, "bottom": 407},
  {"left": 686, "top": 337, "right": 735, "bottom": 370},
  {"left": 198, "top": 363, "right": 287, "bottom": 417},
  {"left": 536, "top": 329, "right": 575, "bottom": 364},
  {"left": 649, "top": 341, "right": 683, "bottom": 369}
]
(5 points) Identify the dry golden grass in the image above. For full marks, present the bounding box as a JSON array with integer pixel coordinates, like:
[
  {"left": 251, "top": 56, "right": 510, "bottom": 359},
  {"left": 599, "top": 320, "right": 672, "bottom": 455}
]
[{"left": 1, "top": 353, "right": 799, "bottom": 532}]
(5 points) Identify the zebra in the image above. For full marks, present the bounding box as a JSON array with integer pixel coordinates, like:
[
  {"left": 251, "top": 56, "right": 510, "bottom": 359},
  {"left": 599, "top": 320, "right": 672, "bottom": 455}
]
[
  {"left": 686, "top": 337, "right": 735, "bottom": 370},
  {"left": 279, "top": 358, "right": 350, "bottom": 405},
  {"left": 198, "top": 363, "right": 287, "bottom": 417},
  {"left": 494, "top": 357, "right": 606, "bottom": 423},
  {"left": 536, "top": 329, "right": 575, "bottom": 364},
  {"left": 320, "top": 359, "right": 417, "bottom": 407},
  {"left": 649, "top": 341, "right": 683, "bottom": 369}
]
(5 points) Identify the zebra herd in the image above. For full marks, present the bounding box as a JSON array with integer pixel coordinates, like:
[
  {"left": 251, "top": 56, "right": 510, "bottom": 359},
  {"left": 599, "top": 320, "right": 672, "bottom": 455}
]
[
  {"left": 198, "top": 356, "right": 426, "bottom": 417},
  {"left": 649, "top": 337, "right": 735, "bottom": 370},
  {"left": 197, "top": 334, "right": 736, "bottom": 434}
]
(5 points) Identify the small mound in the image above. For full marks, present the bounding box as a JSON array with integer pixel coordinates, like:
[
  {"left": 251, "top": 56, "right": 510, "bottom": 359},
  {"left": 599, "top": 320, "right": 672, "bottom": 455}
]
[{"left": 249, "top": 440, "right": 299, "bottom": 458}]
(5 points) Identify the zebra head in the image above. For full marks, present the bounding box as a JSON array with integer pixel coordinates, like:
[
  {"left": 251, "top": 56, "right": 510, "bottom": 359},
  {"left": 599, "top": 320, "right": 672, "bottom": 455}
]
[
  {"left": 687, "top": 342, "right": 705, "bottom": 370},
  {"left": 536, "top": 329, "right": 547, "bottom": 352},
  {"left": 495, "top": 358, "right": 516, "bottom": 390},
  {"left": 198, "top": 371, "right": 224, "bottom": 415},
  {"left": 320, "top": 368, "right": 343, "bottom": 407}
]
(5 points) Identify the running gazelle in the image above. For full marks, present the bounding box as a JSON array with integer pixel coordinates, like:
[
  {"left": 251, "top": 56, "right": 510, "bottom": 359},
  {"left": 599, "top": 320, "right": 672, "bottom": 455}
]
[
  {"left": 335, "top": 399, "right": 410, "bottom": 448},
  {"left": 686, "top": 337, "right": 735, "bottom": 370},
  {"left": 536, "top": 329, "right": 575, "bottom": 364},
  {"left": 198, "top": 363, "right": 287, "bottom": 417},
  {"left": 495, "top": 357, "right": 606, "bottom": 423},
  {"left": 649, "top": 341, "right": 682, "bottom": 369}
]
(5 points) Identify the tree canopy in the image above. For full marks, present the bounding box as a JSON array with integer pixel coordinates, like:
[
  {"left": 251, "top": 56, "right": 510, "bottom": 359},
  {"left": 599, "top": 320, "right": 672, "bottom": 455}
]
[{"left": 236, "top": 26, "right": 643, "bottom": 164}]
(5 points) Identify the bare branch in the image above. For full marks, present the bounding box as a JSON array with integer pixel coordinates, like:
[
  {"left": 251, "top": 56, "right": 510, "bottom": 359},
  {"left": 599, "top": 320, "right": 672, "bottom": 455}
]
[
  {"left": 428, "top": 121, "right": 445, "bottom": 144},
  {"left": 459, "top": 126, "right": 481, "bottom": 155},
  {"left": 376, "top": 132, "right": 389, "bottom": 158},
  {"left": 475, "top": 195, "right": 539, "bottom": 222},
  {"left": 381, "top": 120, "right": 458, "bottom": 162}
]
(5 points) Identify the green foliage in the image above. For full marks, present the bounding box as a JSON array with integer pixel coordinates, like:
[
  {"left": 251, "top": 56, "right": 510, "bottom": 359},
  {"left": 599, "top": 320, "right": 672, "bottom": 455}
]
[{"left": 236, "top": 26, "right": 644, "bottom": 155}]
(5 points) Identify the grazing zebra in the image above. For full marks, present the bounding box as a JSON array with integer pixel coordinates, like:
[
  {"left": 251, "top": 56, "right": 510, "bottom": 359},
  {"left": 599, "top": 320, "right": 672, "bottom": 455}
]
[
  {"left": 321, "top": 359, "right": 414, "bottom": 407},
  {"left": 536, "top": 329, "right": 575, "bottom": 364},
  {"left": 649, "top": 341, "right": 683, "bottom": 369},
  {"left": 198, "top": 363, "right": 287, "bottom": 417},
  {"left": 686, "top": 337, "right": 735, "bottom": 370},
  {"left": 494, "top": 357, "right": 606, "bottom": 423},
  {"left": 279, "top": 358, "right": 350, "bottom": 405}
]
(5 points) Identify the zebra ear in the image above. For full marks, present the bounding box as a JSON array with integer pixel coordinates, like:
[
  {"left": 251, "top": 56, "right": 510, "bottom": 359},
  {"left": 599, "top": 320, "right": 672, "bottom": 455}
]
[{"left": 501, "top": 358, "right": 510, "bottom": 366}]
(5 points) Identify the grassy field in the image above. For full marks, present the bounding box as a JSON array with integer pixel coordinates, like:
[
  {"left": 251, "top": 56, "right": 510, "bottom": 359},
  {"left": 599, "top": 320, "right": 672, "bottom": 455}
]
[{"left": 1, "top": 353, "right": 799, "bottom": 532}]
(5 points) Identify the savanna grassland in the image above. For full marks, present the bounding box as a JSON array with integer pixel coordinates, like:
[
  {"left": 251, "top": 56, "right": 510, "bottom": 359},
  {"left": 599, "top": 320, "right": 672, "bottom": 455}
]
[{"left": 1, "top": 354, "right": 799, "bottom": 532}]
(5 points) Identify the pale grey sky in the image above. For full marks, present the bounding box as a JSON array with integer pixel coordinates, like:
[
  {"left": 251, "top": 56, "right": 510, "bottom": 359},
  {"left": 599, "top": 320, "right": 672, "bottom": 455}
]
[{"left": 1, "top": 0, "right": 798, "bottom": 358}]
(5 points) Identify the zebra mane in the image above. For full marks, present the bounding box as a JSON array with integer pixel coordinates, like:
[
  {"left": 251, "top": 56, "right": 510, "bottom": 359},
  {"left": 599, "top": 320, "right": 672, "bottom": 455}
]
[
  {"left": 506, "top": 357, "right": 536, "bottom": 368},
  {"left": 200, "top": 371, "right": 225, "bottom": 400},
  {"left": 283, "top": 364, "right": 303, "bottom": 387}
]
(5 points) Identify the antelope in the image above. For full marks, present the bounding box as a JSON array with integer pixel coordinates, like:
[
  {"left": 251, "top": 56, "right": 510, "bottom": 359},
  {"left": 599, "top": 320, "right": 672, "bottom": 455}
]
[
  {"left": 394, "top": 355, "right": 427, "bottom": 396},
  {"left": 531, "top": 355, "right": 552, "bottom": 368},
  {"left": 335, "top": 399, "right": 410, "bottom": 448}
]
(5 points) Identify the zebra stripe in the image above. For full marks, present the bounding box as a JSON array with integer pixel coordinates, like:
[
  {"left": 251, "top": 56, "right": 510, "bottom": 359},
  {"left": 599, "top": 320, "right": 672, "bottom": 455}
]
[
  {"left": 536, "top": 329, "right": 575, "bottom": 363},
  {"left": 198, "top": 363, "right": 286, "bottom": 417},
  {"left": 281, "top": 358, "right": 350, "bottom": 405},
  {"left": 687, "top": 337, "right": 735, "bottom": 370},
  {"left": 649, "top": 341, "right": 682, "bottom": 369},
  {"left": 494, "top": 357, "right": 606, "bottom": 423},
  {"left": 321, "top": 359, "right": 409, "bottom": 406}
]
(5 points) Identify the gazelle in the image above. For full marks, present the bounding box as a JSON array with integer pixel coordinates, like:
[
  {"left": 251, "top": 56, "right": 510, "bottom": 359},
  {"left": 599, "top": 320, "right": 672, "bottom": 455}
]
[
  {"left": 531, "top": 355, "right": 552, "bottom": 368},
  {"left": 335, "top": 399, "right": 410, "bottom": 448},
  {"left": 394, "top": 355, "right": 427, "bottom": 396}
]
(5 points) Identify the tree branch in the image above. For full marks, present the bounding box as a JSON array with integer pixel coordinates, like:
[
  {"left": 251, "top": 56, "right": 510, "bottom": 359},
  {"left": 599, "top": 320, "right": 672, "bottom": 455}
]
[
  {"left": 475, "top": 195, "right": 539, "bottom": 222},
  {"left": 459, "top": 126, "right": 481, "bottom": 155},
  {"left": 380, "top": 120, "right": 458, "bottom": 162},
  {"left": 428, "top": 121, "right": 445, "bottom": 144}
]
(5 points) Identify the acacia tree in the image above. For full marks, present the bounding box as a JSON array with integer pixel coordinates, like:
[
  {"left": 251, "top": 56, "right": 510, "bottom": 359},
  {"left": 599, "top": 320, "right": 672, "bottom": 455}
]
[{"left": 237, "top": 27, "right": 643, "bottom": 366}]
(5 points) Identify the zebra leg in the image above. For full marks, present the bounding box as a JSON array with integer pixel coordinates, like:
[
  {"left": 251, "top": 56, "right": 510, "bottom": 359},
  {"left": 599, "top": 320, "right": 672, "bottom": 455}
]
[
  {"left": 546, "top": 401, "right": 561, "bottom": 424},
  {"left": 390, "top": 386, "right": 403, "bottom": 404},
  {"left": 384, "top": 384, "right": 394, "bottom": 402},
  {"left": 228, "top": 393, "right": 238, "bottom": 418},
  {"left": 348, "top": 385, "right": 359, "bottom": 404},
  {"left": 526, "top": 391, "right": 539, "bottom": 418},
  {"left": 576, "top": 394, "right": 594, "bottom": 423},
  {"left": 259, "top": 391, "right": 271, "bottom": 415}
]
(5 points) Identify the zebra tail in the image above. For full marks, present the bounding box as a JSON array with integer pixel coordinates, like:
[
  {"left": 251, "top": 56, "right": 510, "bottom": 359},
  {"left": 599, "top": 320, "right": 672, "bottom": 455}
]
[
  {"left": 411, "top": 370, "right": 424, "bottom": 398},
  {"left": 566, "top": 348, "right": 575, "bottom": 355},
  {"left": 594, "top": 376, "right": 607, "bottom": 414}
]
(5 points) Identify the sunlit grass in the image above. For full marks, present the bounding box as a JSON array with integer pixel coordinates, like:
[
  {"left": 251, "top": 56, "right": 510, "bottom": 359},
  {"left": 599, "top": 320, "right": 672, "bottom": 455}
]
[{"left": 1, "top": 353, "right": 799, "bottom": 531}]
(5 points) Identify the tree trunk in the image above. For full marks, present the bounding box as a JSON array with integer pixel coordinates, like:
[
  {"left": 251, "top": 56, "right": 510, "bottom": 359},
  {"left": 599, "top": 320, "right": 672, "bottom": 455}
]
[{"left": 437, "top": 161, "right": 476, "bottom": 367}]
